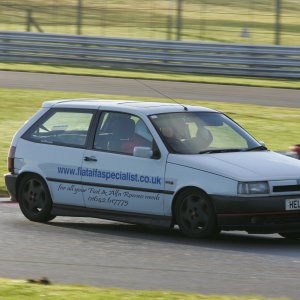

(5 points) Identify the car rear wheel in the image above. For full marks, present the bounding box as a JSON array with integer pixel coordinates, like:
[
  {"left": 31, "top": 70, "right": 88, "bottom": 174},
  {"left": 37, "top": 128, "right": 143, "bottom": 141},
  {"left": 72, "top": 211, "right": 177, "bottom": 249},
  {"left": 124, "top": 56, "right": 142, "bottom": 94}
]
[
  {"left": 18, "top": 174, "right": 56, "bottom": 222},
  {"left": 175, "top": 188, "right": 219, "bottom": 238},
  {"left": 279, "top": 232, "right": 300, "bottom": 240}
]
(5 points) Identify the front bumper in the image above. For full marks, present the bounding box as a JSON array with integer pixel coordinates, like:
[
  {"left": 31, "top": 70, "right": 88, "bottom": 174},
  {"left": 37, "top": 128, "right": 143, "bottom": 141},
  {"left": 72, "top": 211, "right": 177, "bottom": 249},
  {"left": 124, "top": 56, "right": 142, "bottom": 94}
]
[
  {"left": 4, "top": 173, "right": 18, "bottom": 201},
  {"left": 211, "top": 194, "right": 300, "bottom": 234}
]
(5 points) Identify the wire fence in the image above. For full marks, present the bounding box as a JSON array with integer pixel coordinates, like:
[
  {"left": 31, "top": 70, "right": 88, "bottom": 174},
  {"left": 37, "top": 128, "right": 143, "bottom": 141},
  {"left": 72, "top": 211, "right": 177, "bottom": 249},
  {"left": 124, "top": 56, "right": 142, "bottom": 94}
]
[{"left": 0, "top": 0, "right": 299, "bottom": 45}]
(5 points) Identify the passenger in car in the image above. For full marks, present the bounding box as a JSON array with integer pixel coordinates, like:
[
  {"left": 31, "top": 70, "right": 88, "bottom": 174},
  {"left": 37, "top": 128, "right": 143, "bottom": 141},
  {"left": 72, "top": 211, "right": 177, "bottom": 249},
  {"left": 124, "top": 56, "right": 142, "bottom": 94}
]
[
  {"left": 108, "top": 116, "right": 135, "bottom": 153},
  {"left": 121, "top": 120, "right": 153, "bottom": 154}
]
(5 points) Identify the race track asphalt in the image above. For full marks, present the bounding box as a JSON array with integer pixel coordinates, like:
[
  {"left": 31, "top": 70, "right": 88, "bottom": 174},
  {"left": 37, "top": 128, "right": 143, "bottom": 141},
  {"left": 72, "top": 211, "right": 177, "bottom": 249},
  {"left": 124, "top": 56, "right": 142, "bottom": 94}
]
[
  {"left": 0, "top": 71, "right": 300, "bottom": 107},
  {"left": 1, "top": 199, "right": 300, "bottom": 299}
]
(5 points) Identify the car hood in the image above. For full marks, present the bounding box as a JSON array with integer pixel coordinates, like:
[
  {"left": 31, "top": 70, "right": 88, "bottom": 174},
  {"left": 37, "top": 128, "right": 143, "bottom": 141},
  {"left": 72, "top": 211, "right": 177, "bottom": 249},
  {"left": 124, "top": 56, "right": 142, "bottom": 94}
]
[{"left": 167, "top": 151, "right": 300, "bottom": 181}]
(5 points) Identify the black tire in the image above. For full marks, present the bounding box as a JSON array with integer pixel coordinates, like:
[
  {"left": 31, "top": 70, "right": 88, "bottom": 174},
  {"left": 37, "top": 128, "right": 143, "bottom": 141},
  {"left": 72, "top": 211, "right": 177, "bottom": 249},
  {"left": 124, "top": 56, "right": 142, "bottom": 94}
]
[
  {"left": 18, "top": 174, "right": 56, "bottom": 222},
  {"left": 279, "top": 232, "right": 300, "bottom": 240},
  {"left": 175, "top": 188, "right": 219, "bottom": 238}
]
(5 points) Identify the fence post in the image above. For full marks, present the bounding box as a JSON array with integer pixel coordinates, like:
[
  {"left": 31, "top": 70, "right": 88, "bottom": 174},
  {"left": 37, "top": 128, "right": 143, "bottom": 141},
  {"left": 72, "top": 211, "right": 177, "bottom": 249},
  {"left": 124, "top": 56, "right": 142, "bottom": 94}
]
[
  {"left": 199, "top": 0, "right": 207, "bottom": 40},
  {"left": 176, "top": 0, "right": 183, "bottom": 41},
  {"left": 26, "top": 9, "right": 32, "bottom": 32},
  {"left": 77, "top": 0, "right": 83, "bottom": 35},
  {"left": 275, "top": 0, "right": 281, "bottom": 45},
  {"left": 167, "top": 0, "right": 173, "bottom": 40}
]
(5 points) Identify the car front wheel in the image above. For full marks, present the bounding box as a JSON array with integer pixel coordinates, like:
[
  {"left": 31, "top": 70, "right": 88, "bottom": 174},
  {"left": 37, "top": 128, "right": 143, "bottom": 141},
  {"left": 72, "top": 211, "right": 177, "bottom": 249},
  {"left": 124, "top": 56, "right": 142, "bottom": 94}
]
[
  {"left": 175, "top": 188, "right": 219, "bottom": 238},
  {"left": 18, "top": 174, "right": 55, "bottom": 222}
]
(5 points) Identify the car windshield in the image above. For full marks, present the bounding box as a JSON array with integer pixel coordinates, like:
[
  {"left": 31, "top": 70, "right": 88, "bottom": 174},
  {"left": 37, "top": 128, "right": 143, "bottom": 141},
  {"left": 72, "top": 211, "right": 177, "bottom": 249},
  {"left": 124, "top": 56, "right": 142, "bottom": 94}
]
[{"left": 150, "top": 112, "right": 263, "bottom": 154}]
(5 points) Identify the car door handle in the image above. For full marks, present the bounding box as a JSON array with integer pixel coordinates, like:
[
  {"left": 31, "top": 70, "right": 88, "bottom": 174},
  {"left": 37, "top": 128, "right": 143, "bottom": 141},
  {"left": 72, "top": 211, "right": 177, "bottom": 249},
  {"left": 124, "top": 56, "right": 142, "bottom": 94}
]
[{"left": 84, "top": 156, "right": 98, "bottom": 162}]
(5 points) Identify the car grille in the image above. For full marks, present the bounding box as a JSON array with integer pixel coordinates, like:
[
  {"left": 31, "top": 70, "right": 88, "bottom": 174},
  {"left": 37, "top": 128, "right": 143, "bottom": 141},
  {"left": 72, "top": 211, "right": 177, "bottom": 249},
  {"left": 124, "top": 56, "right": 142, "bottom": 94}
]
[{"left": 273, "top": 185, "right": 300, "bottom": 192}]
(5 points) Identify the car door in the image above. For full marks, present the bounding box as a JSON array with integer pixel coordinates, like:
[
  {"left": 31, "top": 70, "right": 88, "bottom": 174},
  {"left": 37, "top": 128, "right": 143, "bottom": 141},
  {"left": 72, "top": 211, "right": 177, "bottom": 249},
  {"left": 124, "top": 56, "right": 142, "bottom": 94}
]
[
  {"left": 21, "top": 108, "right": 96, "bottom": 207},
  {"left": 81, "top": 111, "right": 168, "bottom": 215}
]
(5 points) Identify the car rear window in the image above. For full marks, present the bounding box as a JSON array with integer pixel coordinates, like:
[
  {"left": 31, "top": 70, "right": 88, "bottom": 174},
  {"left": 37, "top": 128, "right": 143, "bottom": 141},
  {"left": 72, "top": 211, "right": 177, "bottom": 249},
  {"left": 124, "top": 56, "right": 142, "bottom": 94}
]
[{"left": 23, "top": 110, "right": 94, "bottom": 148}]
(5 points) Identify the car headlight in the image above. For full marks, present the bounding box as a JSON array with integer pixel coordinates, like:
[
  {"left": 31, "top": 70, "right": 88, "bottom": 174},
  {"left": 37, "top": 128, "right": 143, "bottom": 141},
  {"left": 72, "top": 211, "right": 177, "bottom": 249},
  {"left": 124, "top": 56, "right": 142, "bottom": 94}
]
[{"left": 238, "top": 181, "right": 270, "bottom": 195}]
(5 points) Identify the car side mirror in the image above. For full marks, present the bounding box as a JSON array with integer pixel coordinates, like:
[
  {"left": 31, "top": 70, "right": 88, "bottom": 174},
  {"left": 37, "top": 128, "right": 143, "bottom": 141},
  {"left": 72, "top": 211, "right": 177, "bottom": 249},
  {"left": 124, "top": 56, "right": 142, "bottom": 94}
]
[{"left": 133, "top": 146, "right": 153, "bottom": 159}]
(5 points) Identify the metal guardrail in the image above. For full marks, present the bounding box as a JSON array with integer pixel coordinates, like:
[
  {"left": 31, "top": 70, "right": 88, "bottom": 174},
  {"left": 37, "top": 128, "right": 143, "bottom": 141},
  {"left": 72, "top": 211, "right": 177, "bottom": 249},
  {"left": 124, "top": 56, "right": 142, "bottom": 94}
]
[{"left": 0, "top": 31, "right": 300, "bottom": 78}]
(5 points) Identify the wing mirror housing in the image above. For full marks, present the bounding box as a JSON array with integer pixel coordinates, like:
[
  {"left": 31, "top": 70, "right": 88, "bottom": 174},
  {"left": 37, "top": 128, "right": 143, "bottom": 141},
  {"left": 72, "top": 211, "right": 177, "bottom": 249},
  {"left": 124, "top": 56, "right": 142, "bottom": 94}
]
[{"left": 133, "top": 146, "right": 153, "bottom": 159}]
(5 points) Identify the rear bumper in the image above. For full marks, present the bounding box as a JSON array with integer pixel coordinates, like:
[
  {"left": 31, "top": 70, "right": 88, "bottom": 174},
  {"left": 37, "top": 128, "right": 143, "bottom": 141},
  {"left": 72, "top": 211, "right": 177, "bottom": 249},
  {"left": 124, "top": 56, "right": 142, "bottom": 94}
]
[
  {"left": 211, "top": 194, "right": 300, "bottom": 233},
  {"left": 4, "top": 173, "right": 18, "bottom": 201}
]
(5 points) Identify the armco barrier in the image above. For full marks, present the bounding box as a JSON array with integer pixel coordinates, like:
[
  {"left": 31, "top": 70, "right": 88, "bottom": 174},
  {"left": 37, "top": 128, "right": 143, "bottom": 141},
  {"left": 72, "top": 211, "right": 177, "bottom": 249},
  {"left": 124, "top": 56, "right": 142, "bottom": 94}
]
[{"left": 0, "top": 31, "right": 300, "bottom": 78}]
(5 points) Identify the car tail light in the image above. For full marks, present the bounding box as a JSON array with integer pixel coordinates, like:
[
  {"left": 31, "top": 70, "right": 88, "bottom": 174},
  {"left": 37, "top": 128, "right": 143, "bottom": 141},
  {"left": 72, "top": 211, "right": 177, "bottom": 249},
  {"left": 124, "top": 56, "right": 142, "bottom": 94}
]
[{"left": 7, "top": 146, "right": 16, "bottom": 173}]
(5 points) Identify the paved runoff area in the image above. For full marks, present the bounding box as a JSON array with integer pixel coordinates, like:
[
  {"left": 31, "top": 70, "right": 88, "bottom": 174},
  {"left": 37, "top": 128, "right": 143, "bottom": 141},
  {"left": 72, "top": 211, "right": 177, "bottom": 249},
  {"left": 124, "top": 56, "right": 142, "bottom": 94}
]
[{"left": 1, "top": 198, "right": 300, "bottom": 299}]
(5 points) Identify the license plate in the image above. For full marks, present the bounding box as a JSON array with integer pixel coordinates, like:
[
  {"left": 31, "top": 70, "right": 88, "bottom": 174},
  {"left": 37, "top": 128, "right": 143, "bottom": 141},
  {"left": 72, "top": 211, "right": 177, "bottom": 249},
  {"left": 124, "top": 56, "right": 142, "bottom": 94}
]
[{"left": 285, "top": 199, "right": 300, "bottom": 211}]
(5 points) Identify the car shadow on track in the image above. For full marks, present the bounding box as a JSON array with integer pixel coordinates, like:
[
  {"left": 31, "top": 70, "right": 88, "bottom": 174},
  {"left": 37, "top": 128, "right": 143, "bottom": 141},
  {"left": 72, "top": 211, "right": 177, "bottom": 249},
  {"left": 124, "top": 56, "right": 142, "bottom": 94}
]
[{"left": 48, "top": 218, "right": 300, "bottom": 257}]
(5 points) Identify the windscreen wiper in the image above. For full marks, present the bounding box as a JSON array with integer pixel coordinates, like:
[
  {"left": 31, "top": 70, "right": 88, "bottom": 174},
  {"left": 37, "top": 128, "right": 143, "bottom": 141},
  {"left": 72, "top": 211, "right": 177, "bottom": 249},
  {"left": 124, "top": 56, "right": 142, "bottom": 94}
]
[
  {"left": 198, "top": 148, "right": 244, "bottom": 154},
  {"left": 244, "top": 145, "right": 268, "bottom": 152}
]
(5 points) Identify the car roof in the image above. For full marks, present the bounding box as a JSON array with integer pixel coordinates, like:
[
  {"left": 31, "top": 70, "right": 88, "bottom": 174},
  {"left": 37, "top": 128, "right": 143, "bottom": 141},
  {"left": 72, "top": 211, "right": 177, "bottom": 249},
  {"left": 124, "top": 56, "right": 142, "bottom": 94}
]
[{"left": 42, "top": 99, "right": 217, "bottom": 115}]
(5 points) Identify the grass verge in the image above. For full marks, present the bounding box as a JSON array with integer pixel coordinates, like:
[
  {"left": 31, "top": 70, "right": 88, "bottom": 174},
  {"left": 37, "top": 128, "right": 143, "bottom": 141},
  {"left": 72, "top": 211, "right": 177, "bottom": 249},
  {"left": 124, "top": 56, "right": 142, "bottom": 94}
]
[
  {"left": 0, "top": 278, "right": 288, "bottom": 300},
  {"left": 0, "top": 62, "right": 299, "bottom": 89},
  {"left": 1, "top": 88, "right": 300, "bottom": 195}
]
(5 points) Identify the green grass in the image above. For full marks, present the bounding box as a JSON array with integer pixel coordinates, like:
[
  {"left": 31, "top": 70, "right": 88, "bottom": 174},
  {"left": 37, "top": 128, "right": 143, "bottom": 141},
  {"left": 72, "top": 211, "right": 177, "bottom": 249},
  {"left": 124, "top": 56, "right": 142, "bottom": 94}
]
[
  {"left": 1, "top": 62, "right": 300, "bottom": 89},
  {"left": 0, "top": 278, "right": 288, "bottom": 300},
  {"left": 1, "top": 88, "right": 300, "bottom": 196},
  {"left": 0, "top": 0, "right": 299, "bottom": 45}
]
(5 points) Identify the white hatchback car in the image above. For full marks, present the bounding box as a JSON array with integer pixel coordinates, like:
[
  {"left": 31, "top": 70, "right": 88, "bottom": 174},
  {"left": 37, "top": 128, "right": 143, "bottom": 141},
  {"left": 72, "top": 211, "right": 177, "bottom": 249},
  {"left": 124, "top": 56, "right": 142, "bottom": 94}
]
[{"left": 5, "top": 99, "right": 300, "bottom": 239}]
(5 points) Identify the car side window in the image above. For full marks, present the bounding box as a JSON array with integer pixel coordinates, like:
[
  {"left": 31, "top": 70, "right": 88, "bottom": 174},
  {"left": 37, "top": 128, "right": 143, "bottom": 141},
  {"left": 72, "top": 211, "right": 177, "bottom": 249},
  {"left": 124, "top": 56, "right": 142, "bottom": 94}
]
[
  {"left": 24, "top": 110, "right": 94, "bottom": 147},
  {"left": 94, "top": 112, "right": 154, "bottom": 155}
]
